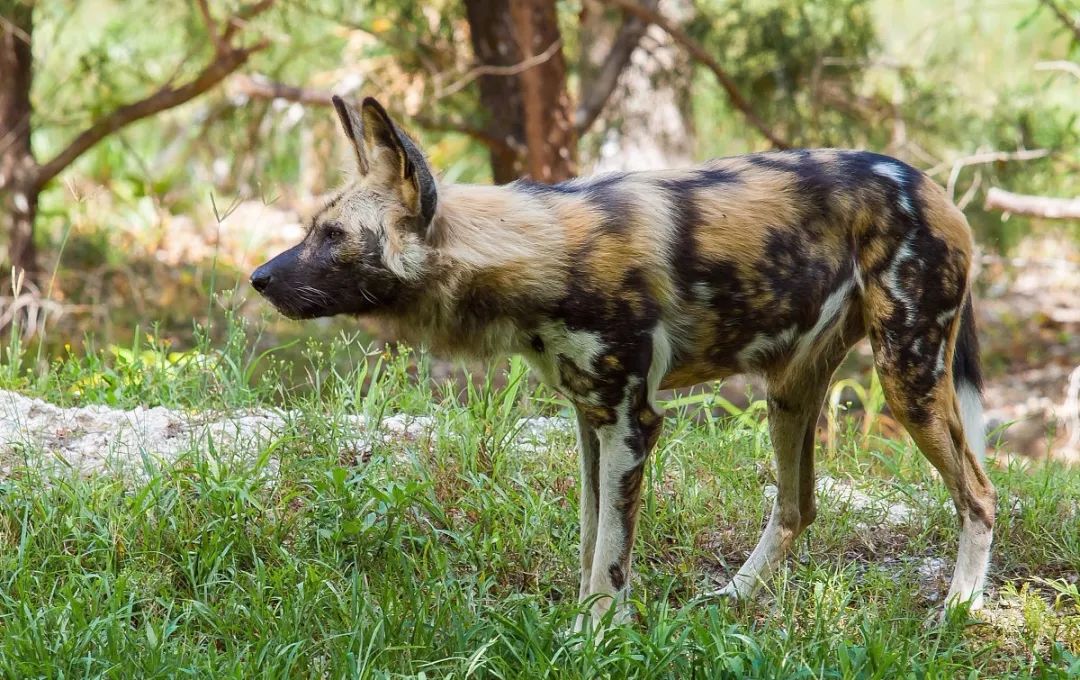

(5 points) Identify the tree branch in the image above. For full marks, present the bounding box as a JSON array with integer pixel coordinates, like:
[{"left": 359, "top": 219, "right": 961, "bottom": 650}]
[
  {"left": 931, "top": 148, "right": 1053, "bottom": 201},
  {"left": 1036, "top": 59, "right": 1080, "bottom": 80},
  {"left": 595, "top": 0, "right": 790, "bottom": 149},
  {"left": 1040, "top": 0, "right": 1080, "bottom": 41},
  {"left": 984, "top": 187, "right": 1080, "bottom": 219},
  {"left": 230, "top": 74, "right": 517, "bottom": 155},
  {"left": 435, "top": 39, "right": 563, "bottom": 100},
  {"left": 574, "top": 0, "right": 658, "bottom": 134},
  {"left": 34, "top": 1, "right": 274, "bottom": 188}
]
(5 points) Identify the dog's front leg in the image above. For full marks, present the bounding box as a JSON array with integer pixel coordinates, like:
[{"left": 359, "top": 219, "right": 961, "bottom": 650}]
[
  {"left": 583, "top": 389, "right": 663, "bottom": 627},
  {"left": 574, "top": 411, "right": 601, "bottom": 631}
]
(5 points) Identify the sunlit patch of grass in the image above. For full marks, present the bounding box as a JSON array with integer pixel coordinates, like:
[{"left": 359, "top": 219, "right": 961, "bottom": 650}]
[{"left": 1, "top": 319, "right": 1079, "bottom": 676}]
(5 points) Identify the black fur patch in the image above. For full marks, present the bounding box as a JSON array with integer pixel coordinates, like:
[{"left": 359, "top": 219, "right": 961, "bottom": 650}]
[
  {"left": 952, "top": 295, "right": 983, "bottom": 392},
  {"left": 608, "top": 563, "right": 626, "bottom": 591}
]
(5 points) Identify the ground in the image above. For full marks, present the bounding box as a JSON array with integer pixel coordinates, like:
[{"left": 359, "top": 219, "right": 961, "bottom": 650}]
[{"left": 1, "top": 338, "right": 1078, "bottom": 677}]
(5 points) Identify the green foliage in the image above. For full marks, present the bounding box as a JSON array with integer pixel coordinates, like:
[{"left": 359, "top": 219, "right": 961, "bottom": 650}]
[{"left": 695, "top": 0, "right": 879, "bottom": 147}]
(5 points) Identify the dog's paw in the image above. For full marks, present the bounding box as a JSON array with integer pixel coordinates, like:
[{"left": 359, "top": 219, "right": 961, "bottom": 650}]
[{"left": 695, "top": 581, "right": 747, "bottom": 606}]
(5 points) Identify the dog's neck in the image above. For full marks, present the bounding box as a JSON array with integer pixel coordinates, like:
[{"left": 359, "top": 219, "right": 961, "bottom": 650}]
[{"left": 379, "top": 181, "right": 567, "bottom": 359}]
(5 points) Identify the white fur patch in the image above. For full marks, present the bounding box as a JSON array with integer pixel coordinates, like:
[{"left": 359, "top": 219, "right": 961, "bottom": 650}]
[
  {"left": 793, "top": 279, "right": 854, "bottom": 364},
  {"left": 936, "top": 307, "right": 958, "bottom": 327},
  {"left": 590, "top": 379, "right": 642, "bottom": 621},
  {"left": 692, "top": 282, "right": 713, "bottom": 303},
  {"left": 933, "top": 340, "right": 947, "bottom": 379},
  {"left": 886, "top": 236, "right": 918, "bottom": 326},
  {"left": 383, "top": 234, "right": 429, "bottom": 281},
  {"left": 524, "top": 325, "right": 608, "bottom": 400},
  {"left": 872, "top": 161, "right": 915, "bottom": 217}
]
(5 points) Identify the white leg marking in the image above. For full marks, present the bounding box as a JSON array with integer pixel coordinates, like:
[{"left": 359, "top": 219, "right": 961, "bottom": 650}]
[
  {"left": 590, "top": 388, "right": 638, "bottom": 624},
  {"left": 946, "top": 519, "right": 992, "bottom": 610},
  {"left": 949, "top": 381, "right": 990, "bottom": 609},
  {"left": 574, "top": 416, "right": 599, "bottom": 634},
  {"left": 576, "top": 418, "right": 599, "bottom": 601},
  {"left": 718, "top": 497, "right": 796, "bottom": 601},
  {"left": 588, "top": 328, "right": 669, "bottom": 627}
]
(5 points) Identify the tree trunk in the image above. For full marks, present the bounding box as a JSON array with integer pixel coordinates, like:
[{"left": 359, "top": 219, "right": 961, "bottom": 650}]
[
  {"left": 509, "top": 0, "right": 577, "bottom": 182},
  {"left": 0, "top": 0, "right": 39, "bottom": 282},
  {"left": 464, "top": 0, "right": 577, "bottom": 183},
  {"left": 464, "top": 0, "right": 527, "bottom": 184}
]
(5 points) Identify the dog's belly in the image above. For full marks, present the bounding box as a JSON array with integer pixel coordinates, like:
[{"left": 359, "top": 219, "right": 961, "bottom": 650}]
[{"left": 660, "top": 270, "right": 863, "bottom": 389}]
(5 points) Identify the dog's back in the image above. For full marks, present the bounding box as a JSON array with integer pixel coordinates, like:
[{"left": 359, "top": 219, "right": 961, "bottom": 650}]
[{"left": 510, "top": 149, "right": 973, "bottom": 391}]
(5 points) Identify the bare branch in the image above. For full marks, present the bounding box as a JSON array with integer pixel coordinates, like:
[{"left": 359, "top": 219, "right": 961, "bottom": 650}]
[
  {"left": 929, "top": 148, "right": 1053, "bottom": 200},
  {"left": 34, "top": 2, "right": 274, "bottom": 187},
  {"left": 435, "top": 39, "right": 563, "bottom": 100},
  {"left": 0, "top": 13, "right": 32, "bottom": 45},
  {"left": 230, "top": 74, "right": 517, "bottom": 154},
  {"left": 595, "top": 0, "right": 790, "bottom": 149},
  {"left": 574, "top": 0, "right": 657, "bottom": 134},
  {"left": 985, "top": 187, "right": 1080, "bottom": 219},
  {"left": 195, "top": 0, "right": 226, "bottom": 54},
  {"left": 231, "top": 74, "right": 332, "bottom": 105},
  {"left": 1036, "top": 60, "right": 1080, "bottom": 80},
  {"left": 1040, "top": 0, "right": 1080, "bottom": 40},
  {"left": 221, "top": 0, "right": 275, "bottom": 44}
]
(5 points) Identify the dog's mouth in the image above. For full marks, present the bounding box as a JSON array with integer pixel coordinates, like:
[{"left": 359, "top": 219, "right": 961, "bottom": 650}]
[{"left": 255, "top": 286, "right": 330, "bottom": 320}]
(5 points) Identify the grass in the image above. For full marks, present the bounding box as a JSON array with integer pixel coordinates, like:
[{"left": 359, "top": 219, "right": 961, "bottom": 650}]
[{"left": 1, "top": 313, "right": 1079, "bottom": 678}]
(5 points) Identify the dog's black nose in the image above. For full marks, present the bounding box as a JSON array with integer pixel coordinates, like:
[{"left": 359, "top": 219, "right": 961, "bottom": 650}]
[{"left": 250, "top": 266, "right": 273, "bottom": 293}]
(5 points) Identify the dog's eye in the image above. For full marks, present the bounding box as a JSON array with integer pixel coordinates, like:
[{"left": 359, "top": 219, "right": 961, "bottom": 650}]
[{"left": 324, "top": 225, "right": 344, "bottom": 241}]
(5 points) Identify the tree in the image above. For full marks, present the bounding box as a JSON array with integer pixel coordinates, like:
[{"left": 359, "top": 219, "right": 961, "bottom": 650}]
[
  {"left": 0, "top": 0, "right": 273, "bottom": 286},
  {"left": 0, "top": 1, "right": 36, "bottom": 282},
  {"left": 235, "top": 0, "right": 798, "bottom": 185},
  {"left": 980, "top": 0, "right": 1080, "bottom": 221}
]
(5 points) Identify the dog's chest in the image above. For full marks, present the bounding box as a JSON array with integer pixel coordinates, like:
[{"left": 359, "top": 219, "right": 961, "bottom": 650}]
[{"left": 520, "top": 324, "right": 614, "bottom": 405}]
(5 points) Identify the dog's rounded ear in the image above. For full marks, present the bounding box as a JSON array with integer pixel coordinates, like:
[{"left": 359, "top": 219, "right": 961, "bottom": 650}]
[
  {"left": 331, "top": 95, "right": 369, "bottom": 175},
  {"left": 359, "top": 97, "right": 438, "bottom": 233}
]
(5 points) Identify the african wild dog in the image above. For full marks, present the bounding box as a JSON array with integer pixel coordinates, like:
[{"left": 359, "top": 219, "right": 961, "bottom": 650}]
[{"left": 252, "top": 96, "right": 995, "bottom": 627}]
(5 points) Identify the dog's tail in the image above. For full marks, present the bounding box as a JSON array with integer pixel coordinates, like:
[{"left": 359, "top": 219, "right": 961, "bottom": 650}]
[{"left": 953, "top": 294, "right": 985, "bottom": 462}]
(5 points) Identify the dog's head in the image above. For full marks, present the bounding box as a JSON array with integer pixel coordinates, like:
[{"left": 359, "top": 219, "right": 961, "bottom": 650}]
[{"left": 251, "top": 96, "right": 437, "bottom": 319}]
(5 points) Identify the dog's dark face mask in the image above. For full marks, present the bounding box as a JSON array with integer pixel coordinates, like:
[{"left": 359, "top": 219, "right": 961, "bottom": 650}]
[{"left": 251, "top": 96, "right": 437, "bottom": 319}]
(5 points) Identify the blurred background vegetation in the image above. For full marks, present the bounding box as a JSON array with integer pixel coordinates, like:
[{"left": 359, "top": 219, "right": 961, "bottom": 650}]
[{"left": 1, "top": 0, "right": 1078, "bottom": 456}]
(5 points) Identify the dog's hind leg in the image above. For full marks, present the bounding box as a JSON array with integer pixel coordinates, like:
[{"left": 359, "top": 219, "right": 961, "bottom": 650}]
[
  {"left": 867, "top": 283, "right": 995, "bottom": 610},
  {"left": 717, "top": 362, "right": 839, "bottom": 601}
]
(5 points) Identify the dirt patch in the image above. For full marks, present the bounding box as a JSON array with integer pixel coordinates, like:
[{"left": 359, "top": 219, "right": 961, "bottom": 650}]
[{"left": 0, "top": 389, "right": 568, "bottom": 479}]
